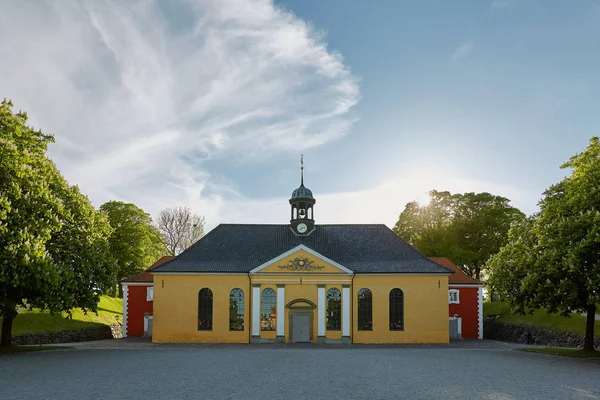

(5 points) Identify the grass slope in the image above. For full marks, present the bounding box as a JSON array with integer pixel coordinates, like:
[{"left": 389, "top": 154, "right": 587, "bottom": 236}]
[
  {"left": 0, "top": 296, "right": 123, "bottom": 336},
  {"left": 484, "top": 302, "right": 600, "bottom": 336}
]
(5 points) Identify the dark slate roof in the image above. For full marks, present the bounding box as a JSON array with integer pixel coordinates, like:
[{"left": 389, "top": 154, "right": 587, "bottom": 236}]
[
  {"left": 151, "top": 224, "right": 452, "bottom": 274},
  {"left": 291, "top": 183, "right": 314, "bottom": 200}
]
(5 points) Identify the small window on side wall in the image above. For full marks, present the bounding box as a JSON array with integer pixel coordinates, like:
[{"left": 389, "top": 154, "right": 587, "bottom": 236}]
[
  {"left": 146, "top": 287, "right": 154, "bottom": 301},
  {"left": 448, "top": 289, "right": 460, "bottom": 304}
]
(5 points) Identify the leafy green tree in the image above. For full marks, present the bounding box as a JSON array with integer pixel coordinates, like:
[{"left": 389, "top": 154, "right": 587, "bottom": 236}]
[
  {"left": 488, "top": 137, "right": 600, "bottom": 351},
  {"left": 452, "top": 192, "right": 526, "bottom": 280},
  {"left": 0, "top": 100, "right": 116, "bottom": 346},
  {"left": 393, "top": 190, "right": 524, "bottom": 280},
  {"left": 100, "top": 201, "right": 165, "bottom": 297}
]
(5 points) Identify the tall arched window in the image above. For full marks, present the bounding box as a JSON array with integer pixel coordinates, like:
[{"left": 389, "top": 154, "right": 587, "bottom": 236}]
[
  {"left": 229, "top": 288, "right": 244, "bottom": 331},
  {"left": 198, "top": 288, "right": 213, "bottom": 331},
  {"left": 261, "top": 288, "right": 276, "bottom": 331},
  {"left": 326, "top": 288, "right": 341, "bottom": 330},
  {"left": 357, "top": 288, "right": 373, "bottom": 331},
  {"left": 389, "top": 288, "right": 404, "bottom": 331}
]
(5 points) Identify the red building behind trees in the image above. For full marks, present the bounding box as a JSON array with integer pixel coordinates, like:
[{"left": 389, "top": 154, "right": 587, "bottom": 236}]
[
  {"left": 430, "top": 257, "right": 483, "bottom": 339},
  {"left": 122, "top": 256, "right": 174, "bottom": 337}
]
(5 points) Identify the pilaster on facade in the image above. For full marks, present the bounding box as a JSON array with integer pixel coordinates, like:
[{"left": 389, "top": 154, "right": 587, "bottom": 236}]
[
  {"left": 252, "top": 284, "right": 261, "bottom": 338},
  {"left": 276, "top": 285, "right": 285, "bottom": 342},
  {"left": 478, "top": 286, "right": 484, "bottom": 339},
  {"left": 317, "top": 285, "right": 326, "bottom": 343},
  {"left": 342, "top": 285, "right": 350, "bottom": 340},
  {"left": 122, "top": 284, "right": 128, "bottom": 338}
]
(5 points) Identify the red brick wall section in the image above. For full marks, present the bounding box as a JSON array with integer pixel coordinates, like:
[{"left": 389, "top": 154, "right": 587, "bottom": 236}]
[
  {"left": 126, "top": 285, "right": 153, "bottom": 337},
  {"left": 449, "top": 287, "right": 480, "bottom": 339}
]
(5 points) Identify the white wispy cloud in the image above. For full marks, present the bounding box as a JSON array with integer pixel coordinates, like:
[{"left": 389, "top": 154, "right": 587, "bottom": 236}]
[
  {"left": 0, "top": 0, "right": 359, "bottom": 226},
  {"left": 452, "top": 41, "right": 475, "bottom": 61}
]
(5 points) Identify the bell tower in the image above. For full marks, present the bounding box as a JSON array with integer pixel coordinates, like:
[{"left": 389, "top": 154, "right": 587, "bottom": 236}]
[{"left": 289, "top": 154, "right": 316, "bottom": 235}]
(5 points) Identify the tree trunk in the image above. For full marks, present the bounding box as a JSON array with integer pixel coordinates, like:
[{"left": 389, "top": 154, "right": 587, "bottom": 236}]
[
  {"left": 118, "top": 283, "right": 123, "bottom": 299},
  {"left": 1, "top": 309, "right": 16, "bottom": 347},
  {"left": 584, "top": 304, "right": 596, "bottom": 351}
]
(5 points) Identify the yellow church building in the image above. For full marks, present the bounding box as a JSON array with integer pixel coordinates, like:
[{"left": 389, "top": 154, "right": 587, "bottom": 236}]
[{"left": 150, "top": 165, "right": 451, "bottom": 344}]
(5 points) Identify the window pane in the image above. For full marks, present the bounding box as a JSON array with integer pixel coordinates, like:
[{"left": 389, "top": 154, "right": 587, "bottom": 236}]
[
  {"left": 147, "top": 287, "right": 153, "bottom": 301},
  {"left": 229, "top": 288, "right": 245, "bottom": 331},
  {"left": 326, "top": 288, "right": 341, "bottom": 330},
  {"left": 198, "top": 288, "right": 213, "bottom": 331},
  {"left": 389, "top": 288, "right": 404, "bottom": 331},
  {"left": 357, "top": 288, "right": 372, "bottom": 331},
  {"left": 261, "top": 288, "right": 276, "bottom": 331}
]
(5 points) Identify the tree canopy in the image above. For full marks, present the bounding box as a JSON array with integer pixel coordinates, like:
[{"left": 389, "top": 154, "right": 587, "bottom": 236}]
[
  {"left": 100, "top": 201, "right": 165, "bottom": 296},
  {"left": 393, "top": 190, "right": 525, "bottom": 280},
  {"left": 488, "top": 137, "right": 600, "bottom": 351},
  {"left": 156, "top": 206, "right": 205, "bottom": 256},
  {"left": 0, "top": 100, "right": 116, "bottom": 346}
]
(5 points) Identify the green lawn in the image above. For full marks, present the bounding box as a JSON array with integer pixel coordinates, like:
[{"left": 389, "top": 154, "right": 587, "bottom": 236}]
[
  {"left": 484, "top": 302, "right": 600, "bottom": 336},
  {"left": 0, "top": 345, "right": 73, "bottom": 355},
  {"left": 0, "top": 296, "right": 123, "bottom": 336},
  {"left": 520, "top": 348, "right": 600, "bottom": 361}
]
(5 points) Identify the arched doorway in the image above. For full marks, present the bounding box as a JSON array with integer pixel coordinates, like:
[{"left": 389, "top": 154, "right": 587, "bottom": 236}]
[{"left": 286, "top": 299, "right": 316, "bottom": 343}]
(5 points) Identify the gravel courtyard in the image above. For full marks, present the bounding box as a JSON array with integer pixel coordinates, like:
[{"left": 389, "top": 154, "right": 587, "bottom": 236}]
[{"left": 1, "top": 341, "right": 599, "bottom": 400}]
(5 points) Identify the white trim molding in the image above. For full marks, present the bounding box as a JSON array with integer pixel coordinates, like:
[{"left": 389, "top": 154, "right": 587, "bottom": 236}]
[
  {"left": 448, "top": 289, "right": 460, "bottom": 304},
  {"left": 355, "top": 272, "right": 452, "bottom": 276},
  {"left": 122, "top": 284, "right": 128, "bottom": 338},
  {"left": 252, "top": 285, "right": 260, "bottom": 337},
  {"left": 448, "top": 284, "right": 484, "bottom": 288},
  {"left": 478, "top": 286, "right": 484, "bottom": 339},
  {"left": 249, "top": 245, "right": 354, "bottom": 275},
  {"left": 150, "top": 272, "right": 248, "bottom": 276},
  {"left": 120, "top": 282, "right": 153, "bottom": 286}
]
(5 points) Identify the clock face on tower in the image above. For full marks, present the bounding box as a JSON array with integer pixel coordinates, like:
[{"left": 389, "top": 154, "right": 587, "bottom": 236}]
[{"left": 296, "top": 223, "right": 308, "bottom": 233}]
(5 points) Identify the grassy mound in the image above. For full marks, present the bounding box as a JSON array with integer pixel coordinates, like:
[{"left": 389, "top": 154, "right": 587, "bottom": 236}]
[
  {"left": 1, "top": 296, "right": 123, "bottom": 335},
  {"left": 484, "top": 302, "right": 600, "bottom": 336}
]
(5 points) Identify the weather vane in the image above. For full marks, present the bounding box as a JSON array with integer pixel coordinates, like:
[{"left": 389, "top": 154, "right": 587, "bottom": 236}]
[{"left": 300, "top": 153, "right": 304, "bottom": 185}]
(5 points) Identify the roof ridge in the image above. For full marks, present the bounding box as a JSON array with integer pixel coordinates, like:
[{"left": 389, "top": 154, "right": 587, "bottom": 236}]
[{"left": 215, "top": 223, "right": 389, "bottom": 227}]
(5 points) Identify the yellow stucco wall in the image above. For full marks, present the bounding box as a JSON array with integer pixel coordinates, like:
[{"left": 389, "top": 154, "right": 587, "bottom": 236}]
[
  {"left": 152, "top": 274, "right": 251, "bottom": 343},
  {"left": 352, "top": 275, "right": 449, "bottom": 344},
  {"left": 152, "top": 248, "right": 449, "bottom": 344}
]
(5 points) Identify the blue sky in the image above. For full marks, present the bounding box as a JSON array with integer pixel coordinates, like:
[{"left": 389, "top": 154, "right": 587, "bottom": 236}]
[{"left": 1, "top": 0, "right": 598, "bottom": 230}]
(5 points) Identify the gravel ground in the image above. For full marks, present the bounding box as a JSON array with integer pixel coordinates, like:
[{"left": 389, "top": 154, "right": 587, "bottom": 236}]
[{"left": 1, "top": 341, "right": 599, "bottom": 400}]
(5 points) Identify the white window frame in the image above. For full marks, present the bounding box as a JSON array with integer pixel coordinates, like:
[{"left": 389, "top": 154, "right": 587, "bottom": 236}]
[
  {"left": 146, "top": 286, "right": 154, "bottom": 301},
  {"left": 448, "top": 289, "right": 460, "bottom": 304}
]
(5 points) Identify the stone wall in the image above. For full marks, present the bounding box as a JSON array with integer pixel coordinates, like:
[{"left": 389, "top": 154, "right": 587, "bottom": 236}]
[
  {"left": 9, "top": 323, "right": 122, "bottom": 345},
  {"left": 484, "top": 320, "right": 600, "bottom": 349}
]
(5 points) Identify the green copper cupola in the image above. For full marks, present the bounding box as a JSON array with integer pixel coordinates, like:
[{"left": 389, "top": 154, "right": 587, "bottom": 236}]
[{"left": 289, "top": 154, "right": 315, "bottom": 235}]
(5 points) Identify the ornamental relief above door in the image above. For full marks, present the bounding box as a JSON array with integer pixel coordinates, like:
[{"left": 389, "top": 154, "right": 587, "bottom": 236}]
[{"left": 277, "top": 256, "right": 325, "bottom": 272}]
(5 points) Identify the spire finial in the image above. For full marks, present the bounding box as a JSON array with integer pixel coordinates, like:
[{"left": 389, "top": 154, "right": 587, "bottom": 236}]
[{"left": 300, "top": 153, "right": 304, "bottom": 186}]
